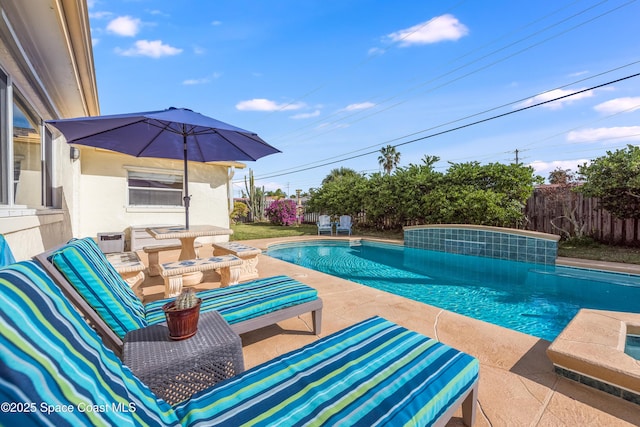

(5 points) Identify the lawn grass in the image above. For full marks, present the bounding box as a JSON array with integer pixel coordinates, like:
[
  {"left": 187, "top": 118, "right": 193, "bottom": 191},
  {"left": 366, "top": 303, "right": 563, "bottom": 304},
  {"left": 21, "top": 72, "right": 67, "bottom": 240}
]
[
  {"left": 558, "top": 239, "right": 640, "bottom": 265},
  {"left": 230, "top": 222, "right": 318, "bottom": 240},
  {"left": 231, "top": 222, "right": 640, "bottom": 265},
  {"left": 230, "top": 222, "right": 404, "bottom": 241}
]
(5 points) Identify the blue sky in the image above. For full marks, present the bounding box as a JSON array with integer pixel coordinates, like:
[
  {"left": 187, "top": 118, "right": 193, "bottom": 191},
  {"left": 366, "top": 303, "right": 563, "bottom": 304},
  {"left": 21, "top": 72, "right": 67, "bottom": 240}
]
[{"left": 87, "top": 0, "right": 640, "bottom": 197}]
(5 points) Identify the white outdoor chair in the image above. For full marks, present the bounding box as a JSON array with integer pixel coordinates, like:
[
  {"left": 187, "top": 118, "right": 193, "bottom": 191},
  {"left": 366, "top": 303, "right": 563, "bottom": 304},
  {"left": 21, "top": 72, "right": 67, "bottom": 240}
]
[
  {"left": 317, "top": 215, "right": 333, "bottom": 235},
  {"left": 336, "top": 215, "right": 352, "bottom": 236}
]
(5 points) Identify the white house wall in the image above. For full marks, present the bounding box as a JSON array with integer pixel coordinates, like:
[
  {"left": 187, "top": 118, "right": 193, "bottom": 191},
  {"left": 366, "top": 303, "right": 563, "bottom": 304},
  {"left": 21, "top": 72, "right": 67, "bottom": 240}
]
[
  {"left": 0, "top": 0, "right": 98, "bottom": 260},
  {"left": 77, "top": 148, "right": 231, "bottom": 247}
]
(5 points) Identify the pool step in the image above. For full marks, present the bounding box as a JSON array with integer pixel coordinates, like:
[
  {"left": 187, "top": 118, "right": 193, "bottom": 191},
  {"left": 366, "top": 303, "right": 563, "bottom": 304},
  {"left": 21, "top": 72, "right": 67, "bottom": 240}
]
[{"left": 529, "top": 268, "right": 640, "bottom": 287}]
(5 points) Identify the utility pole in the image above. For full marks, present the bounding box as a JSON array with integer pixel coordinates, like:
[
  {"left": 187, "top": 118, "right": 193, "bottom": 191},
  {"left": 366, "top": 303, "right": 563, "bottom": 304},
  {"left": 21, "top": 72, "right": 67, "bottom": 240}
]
[{"left": 514, "top": 149, "right": 520, "bottom": 165}]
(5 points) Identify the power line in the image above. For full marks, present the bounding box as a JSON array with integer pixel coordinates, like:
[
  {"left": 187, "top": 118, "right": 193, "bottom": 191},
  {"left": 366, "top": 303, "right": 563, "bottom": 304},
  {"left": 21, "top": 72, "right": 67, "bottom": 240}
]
[
  {"left": 247, "top": 71, "right": 640, "bottom": 181},
  {"left": 247, "top": 58, "right": 640, "bottom": 181},
  {"left": 249, "top": 1, "right": 470, "bottom": 125},
  {"left": 271, "top": 0, "right": 635, "bottom": 147}
]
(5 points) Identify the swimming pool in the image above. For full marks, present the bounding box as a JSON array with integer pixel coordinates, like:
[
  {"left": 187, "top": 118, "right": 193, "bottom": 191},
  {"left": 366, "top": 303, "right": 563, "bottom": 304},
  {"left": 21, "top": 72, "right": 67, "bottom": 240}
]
[{"left": 267, "top": 240, "right": 640, "bottom": 341}]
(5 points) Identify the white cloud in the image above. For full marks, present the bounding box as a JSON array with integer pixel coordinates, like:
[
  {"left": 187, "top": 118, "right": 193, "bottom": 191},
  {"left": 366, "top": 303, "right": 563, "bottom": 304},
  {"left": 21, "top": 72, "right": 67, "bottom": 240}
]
[
  {"left": 116, "top": 40, "right": 182, "bottom": 58},
  {"left": 92, "top": 38, "right": 100, "bottom": 46},
  {"left": 183, "top": 78, "right": 207, "bottom": 85},
  {"left": 90, "top": 11, "right": 113, "bottom": 20},
  {"left": 593, "top": 97, "right": 640, "bottom": 115},
  {"left": 386, "top": 14, "right": 469, "bottom": 47},
  {"left": 254, "top": 181, "right": 285, "bottom": 193},
  {"left": 569, "top": 70, "right": 589, "bottom": 77},
  {"left": 290, "top": 110, "right": 321, "bottom": 119},
  {"left": 516, "top": 88, "right": 594, "bottom": 110},
  {"left": 342, "top": 102, "right": 376, "bottom": 111},
  {"left": 148, "top": 10, "right": 169, "bottom": 17},
  {"left": 567, "top": 126, "right": 640, "bottom": 143},
  {"left": 236, "top": 98, "right": 305, "bottom": 112},
  {"left": 182, "top": 73, "right": 221, "bottom": 85},
  {"left": 107, "top": 16, "right": 141, "bottom": 37},
  {"left": 211, "top": 20, "right": 222, "bottom": 26},
  {"left": 528, "top": 159, "right": 588, "bottom": 180},
  {"left": 368, "top": 47, "right": 385, "bottom": 56}
]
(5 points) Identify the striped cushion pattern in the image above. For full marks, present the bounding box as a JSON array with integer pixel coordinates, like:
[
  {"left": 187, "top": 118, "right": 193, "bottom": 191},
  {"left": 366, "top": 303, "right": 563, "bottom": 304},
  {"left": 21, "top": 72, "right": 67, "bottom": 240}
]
[
  {"left": 175, "top": 316, "right": 479, "bottom": 426},
  {"left": 50, "top": 238, "right": 147, "bottom": 338},
  {"left": 145, "top": 275, "right": 318, "bottom": 326},
  {"left": 0, "top": 261, "right": 179, "bottom": 426}
]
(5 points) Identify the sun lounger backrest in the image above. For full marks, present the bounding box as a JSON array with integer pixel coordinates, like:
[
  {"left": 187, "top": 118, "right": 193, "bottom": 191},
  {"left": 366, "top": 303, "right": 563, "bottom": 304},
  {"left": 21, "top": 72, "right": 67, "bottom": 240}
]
[
  {"left": 0, "top": 234, "right": 15, "bottom": 267},
  {"left": 0, "top": 261, "right": 179, "bottom": 425},
  {"left": 49, "top": 238, "right": 147, "bottom": 338}
]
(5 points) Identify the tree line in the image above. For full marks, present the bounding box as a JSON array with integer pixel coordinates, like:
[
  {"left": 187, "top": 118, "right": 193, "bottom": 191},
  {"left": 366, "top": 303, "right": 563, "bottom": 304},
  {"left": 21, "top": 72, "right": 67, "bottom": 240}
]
[{"left": 306, "top": 144, "right": 640, "bottom": 234}]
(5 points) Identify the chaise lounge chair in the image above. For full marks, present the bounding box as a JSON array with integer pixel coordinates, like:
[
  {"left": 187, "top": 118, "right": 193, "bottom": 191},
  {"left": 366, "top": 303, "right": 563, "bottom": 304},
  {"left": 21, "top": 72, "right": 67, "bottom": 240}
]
[
  {"left": 316, "top": 214, "right": 333, "bottom": 235},
  {"left": 0, "top": 261, "right": 479, "bottom": 426},
  {"left": 335, "top": 215, "right": 353, "bottom": 235},
  {"left": 34, "top": 237, "right": 322, "bottom": 356}
]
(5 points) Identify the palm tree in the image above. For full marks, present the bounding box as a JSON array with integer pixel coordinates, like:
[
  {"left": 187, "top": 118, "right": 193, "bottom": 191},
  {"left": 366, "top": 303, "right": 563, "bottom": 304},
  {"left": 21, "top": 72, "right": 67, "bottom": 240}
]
[
  {"left": 378, "top": 145, "right": 400, "bottom": 175},
  {"left": 321, "top": 167, "right": 359, "bottom": 185}
]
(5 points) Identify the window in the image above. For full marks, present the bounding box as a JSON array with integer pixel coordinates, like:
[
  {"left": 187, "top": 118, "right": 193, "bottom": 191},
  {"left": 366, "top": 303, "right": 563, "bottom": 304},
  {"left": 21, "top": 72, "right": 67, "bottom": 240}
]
[
  {"left": 43, "top": 127, "right": 53, "bottom": 207},
  {"left": 12, "top": 95, "right": 41, "bottom": 208},
  {"left": 0, "top": 71, "right": 55, "bottom": 212},
  {"left": 0, "top": 71, "right": 7, "bottom": 205},
  {"left": 127, "top": 170, "right": 183, "bottom": 207}
]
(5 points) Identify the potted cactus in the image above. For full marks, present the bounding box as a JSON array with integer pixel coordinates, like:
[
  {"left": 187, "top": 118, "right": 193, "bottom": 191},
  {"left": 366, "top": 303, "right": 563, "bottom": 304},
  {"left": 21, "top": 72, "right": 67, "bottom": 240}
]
[{"left": 162, "top": 289, "right": 202, "bottom": 340}]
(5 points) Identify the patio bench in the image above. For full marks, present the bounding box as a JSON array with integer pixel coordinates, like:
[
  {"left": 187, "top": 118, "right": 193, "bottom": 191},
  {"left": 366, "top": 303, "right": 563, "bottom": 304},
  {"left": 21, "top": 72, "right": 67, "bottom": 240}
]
[
  {"left": 212, "top": 241, "right": 261, "bottom": 282},
  {"left": 160, "top": 255, "right": 243, "bottom": 297},
  {"left": 104, "top": 251, "right": 146, "bottom": 298},
  {"left": 143, "top": 242, "right": 203, "bottom": 276}
]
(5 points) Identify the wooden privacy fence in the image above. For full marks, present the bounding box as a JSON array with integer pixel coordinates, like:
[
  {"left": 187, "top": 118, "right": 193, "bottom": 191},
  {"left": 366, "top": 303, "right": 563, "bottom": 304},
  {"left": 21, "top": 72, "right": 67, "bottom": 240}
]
[{"left": 524, "top": 190, "right": 640, "bottom": 244}]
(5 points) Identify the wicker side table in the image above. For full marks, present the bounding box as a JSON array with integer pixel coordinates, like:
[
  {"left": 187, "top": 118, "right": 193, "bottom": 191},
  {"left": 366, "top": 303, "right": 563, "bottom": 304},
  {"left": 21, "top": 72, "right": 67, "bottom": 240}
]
[{"left": 123, "top": 311, "right": 244, "bottom": 405}]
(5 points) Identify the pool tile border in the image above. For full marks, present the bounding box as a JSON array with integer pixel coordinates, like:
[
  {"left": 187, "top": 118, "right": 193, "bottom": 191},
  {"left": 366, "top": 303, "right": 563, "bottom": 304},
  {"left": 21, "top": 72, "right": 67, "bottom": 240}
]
[
  {"left": 404, "top": 225, "right": 559, "bottom": 264},
  {"left": 554, "top": 366, "right": 640, "bottom": 405},
  {"left": 547, "top": 309, "right": 640, "bottom": 406}
]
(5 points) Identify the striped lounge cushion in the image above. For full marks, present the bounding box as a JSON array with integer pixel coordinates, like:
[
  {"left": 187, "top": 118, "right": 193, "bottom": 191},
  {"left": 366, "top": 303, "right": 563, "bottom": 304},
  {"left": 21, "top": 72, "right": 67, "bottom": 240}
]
[
  {"left": 0, "top": 261, "right": 478, "bottom": 426},
  {"left": 0, "top": 261, "right": 178, "bottom": 426},
  {"left": 144, "top": 275, "right": 318, "bottom": 326},
  {"left": 50, "top": 238, "right": 147, "bottom": 338},
  {"left": 175, "top": 316, "right": 480, "bottom": 426}
]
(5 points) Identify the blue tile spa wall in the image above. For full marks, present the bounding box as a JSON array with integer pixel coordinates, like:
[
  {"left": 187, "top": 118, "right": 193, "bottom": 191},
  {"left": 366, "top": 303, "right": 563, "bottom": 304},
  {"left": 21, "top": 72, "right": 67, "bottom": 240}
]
[{"left": 404, "top": 226, "right": 559, "bottom": 264}]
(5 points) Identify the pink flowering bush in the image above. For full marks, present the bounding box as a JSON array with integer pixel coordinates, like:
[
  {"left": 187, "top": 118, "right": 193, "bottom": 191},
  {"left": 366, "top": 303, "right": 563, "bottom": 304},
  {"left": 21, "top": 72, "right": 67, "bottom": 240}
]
[{"left": 265, "top": 199, "right": 298, "bottom": 226}]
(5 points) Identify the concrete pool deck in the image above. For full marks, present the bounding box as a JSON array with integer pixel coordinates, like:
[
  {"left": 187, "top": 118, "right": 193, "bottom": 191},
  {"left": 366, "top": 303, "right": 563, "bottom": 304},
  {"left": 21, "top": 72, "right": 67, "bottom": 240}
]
[{"left": 137, "top": 236, "right": 640, "bottom": 426}]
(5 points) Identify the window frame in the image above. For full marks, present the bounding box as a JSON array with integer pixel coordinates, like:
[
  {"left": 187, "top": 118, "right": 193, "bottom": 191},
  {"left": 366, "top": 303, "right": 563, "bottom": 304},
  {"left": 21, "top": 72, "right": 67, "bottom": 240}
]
[
  {"left": 0, "top": 67, "right": 56, "bottom": 215},
  {"left": 125, "top": 166, "right": 185, "bottom": 209}
]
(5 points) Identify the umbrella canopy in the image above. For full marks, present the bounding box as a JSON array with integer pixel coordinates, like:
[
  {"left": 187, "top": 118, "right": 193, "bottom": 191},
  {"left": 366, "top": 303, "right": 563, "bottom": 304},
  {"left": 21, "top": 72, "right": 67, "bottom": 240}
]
[{"left": 47, "top": 107, "right": 280, "bottom": 228}]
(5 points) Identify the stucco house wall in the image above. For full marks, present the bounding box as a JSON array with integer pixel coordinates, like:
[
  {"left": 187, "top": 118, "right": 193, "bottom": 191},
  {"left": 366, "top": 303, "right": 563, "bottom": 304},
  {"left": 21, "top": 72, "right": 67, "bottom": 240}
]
[
  {"left": 0, "top": 0, "right": 97, "bottom": 260},
  {"left": 76, "top": 148, "right": 233, "bottom": 246}
]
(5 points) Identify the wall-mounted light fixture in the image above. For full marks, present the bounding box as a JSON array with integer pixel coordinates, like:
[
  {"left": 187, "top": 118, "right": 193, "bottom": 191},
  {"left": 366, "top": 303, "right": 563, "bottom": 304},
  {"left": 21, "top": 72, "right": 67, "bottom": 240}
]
[{"left": 70, "top": 147, "right": 80, "bottom": 160}]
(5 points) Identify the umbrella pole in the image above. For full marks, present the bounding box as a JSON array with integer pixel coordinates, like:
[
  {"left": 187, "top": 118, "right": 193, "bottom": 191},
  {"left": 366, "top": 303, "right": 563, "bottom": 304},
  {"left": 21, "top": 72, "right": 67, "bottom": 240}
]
[{"left": 183, "top": 134, "right": 190, "bottom": 229}]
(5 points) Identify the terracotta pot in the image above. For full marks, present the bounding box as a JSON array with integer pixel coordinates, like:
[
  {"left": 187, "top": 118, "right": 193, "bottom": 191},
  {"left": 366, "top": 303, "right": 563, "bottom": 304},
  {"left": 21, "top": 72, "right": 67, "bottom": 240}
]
[{"left": 162, "top": 298, "right": 202, "bottom": 340}]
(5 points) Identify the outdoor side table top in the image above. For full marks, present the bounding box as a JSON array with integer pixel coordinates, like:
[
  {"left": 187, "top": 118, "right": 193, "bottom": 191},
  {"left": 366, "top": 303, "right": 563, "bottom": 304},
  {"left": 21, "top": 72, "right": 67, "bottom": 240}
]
[{"left": 123, "top": 310, "right": 245, "bottom": 405}]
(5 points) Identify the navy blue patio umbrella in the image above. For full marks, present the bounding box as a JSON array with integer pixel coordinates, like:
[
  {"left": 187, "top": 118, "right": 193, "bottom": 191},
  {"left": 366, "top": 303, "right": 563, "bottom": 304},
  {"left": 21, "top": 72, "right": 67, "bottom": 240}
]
[{"left": 47, "top": 107, "right": 280, "bottom": 228}]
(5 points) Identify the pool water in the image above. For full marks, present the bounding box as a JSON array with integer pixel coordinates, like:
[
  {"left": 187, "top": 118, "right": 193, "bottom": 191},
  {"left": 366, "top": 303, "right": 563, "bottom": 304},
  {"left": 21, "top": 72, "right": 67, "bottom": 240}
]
[
  {"left": 267, "top": 240, "right": 640, "bottom": 341},
  {"left": 626, "top": 335, "right": 640, "bottom": 360}
]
